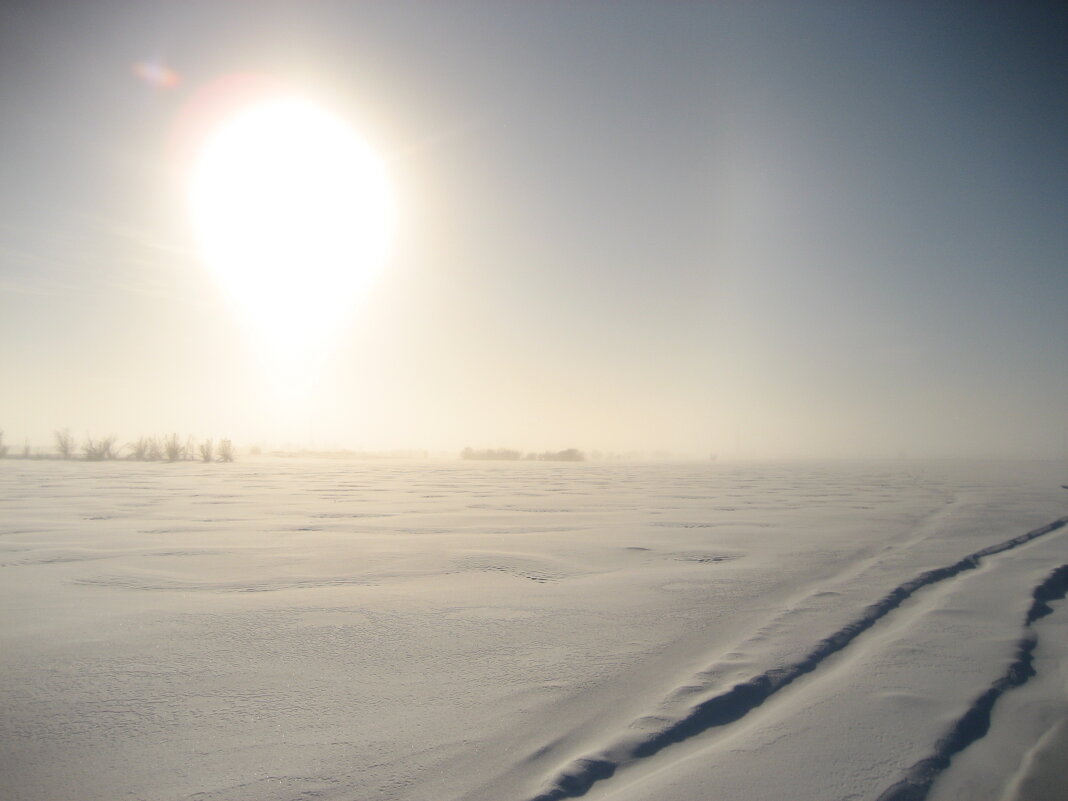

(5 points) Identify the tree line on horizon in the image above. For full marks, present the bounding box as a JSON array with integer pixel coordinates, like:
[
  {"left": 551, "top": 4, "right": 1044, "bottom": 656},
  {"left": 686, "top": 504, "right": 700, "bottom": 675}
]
[
  {"left": 460, "top": 447, "right": 585, "bottom": 462},
  {"left": 0, "top": 429, "right": 234, "bottom": 463}
]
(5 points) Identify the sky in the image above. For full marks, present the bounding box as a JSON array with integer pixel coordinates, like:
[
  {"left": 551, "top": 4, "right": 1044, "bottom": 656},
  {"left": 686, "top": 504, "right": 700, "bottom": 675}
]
[{"left": 1, "top": 1, "right": 1066, "bottom": 458}]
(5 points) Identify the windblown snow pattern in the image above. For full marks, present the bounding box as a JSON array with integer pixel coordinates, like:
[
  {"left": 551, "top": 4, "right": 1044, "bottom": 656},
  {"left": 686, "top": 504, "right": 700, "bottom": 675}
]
[{"left": 1, "top": 459, "right": 1066, "bottom": 801}]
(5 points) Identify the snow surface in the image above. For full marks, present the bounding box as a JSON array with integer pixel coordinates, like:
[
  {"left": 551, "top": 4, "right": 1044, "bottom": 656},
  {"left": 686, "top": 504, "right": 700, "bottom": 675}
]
[{"left": 1, "top": 459, "right": 1066, "bottom": 801}]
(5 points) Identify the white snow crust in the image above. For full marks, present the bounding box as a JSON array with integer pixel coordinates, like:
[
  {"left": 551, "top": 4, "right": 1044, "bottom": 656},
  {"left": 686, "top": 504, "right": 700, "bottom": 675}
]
[{"left": 1, "top": 459, "right": 1066, "bottom": 801}]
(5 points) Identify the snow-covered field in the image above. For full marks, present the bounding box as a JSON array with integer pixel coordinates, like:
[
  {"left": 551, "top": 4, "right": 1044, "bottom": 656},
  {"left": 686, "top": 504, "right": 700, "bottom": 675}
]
[{"left": 1, "top": 458, "right": 1066, "bottom": 801}]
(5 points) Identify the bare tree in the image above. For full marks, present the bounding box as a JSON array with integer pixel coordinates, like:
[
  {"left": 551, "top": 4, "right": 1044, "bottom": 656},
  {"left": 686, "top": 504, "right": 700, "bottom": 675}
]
[
  {"left": 55, "top": 428, "right": 75, "bottom": 459},
  {"left": 217, "top": 438, "right": 235, "bottom": 462},
  {"left": 0, "top": 430, "right": 7, "bottom": 458},
  {"left": 198, "top": 439, "right": 214, "bottom": 463}
]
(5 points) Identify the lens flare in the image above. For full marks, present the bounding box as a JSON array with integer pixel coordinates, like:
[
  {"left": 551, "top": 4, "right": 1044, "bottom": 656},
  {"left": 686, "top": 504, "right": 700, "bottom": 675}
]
[{"left": 132, "top": 59, "right": 181, "bottom": 89}]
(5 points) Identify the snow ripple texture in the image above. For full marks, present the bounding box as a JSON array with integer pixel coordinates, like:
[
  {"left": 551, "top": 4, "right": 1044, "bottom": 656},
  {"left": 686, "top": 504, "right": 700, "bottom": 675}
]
[{"left": 1, "top": 459, "right": 1066, "bottom": 801}]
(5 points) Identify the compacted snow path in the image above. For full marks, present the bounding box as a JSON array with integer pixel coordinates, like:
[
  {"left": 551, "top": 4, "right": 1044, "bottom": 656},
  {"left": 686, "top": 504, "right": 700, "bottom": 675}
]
[{"left": 1, "top": 459, "right": 1065, "bottom": 801}]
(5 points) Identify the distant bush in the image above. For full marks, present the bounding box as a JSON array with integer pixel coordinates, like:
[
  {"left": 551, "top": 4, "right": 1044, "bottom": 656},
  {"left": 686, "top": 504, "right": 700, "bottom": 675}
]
[
  {"left": 55, "top": 428, "right": 75, "bottom": 459},
  {"left": 532, "top": 448, "right": 585, "bottom": 462},
  {"left": 122, "top": 434, "right": 234, "bottom": 463},
  {"left": 82, "top": 435, "right": 117, "bottom": 461},
  {"left": 0, "top": 428, "right": 235, "bottom": 463},
  {"left": 127, "top": 437, "right": 148, "bottom": 461},
  {"left": 460, "top": 446, "right": 585, "bottom": 462},
  {"left": 162, "top": 433, "right": 184, "bottom": 462},
  {"left": 119, "top": 434, "right": 234, "bottom": 463},
  {"left": 461, "top": 447, "right": 522, "bottom": 461}
]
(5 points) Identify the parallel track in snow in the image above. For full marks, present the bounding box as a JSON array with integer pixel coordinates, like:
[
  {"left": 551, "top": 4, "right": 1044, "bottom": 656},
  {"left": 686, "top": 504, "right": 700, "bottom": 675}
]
[
  {"left": 524, "top": 516, "right": 1068, "bottom": 801},
  {"left": 876, "top": 562, "right": 1068, "bottom": 801}
]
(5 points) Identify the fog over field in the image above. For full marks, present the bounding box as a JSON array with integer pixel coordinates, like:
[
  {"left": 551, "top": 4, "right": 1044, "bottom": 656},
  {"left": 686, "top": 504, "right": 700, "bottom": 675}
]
[{"left": 2, "top": 3, "right": 1068, "bottom": 801}]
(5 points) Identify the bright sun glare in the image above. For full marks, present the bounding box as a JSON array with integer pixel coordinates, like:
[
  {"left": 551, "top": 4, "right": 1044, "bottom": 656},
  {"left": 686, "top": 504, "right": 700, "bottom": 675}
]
[{"left": 189, "top": 96, "right": 394, "bottom": 356}]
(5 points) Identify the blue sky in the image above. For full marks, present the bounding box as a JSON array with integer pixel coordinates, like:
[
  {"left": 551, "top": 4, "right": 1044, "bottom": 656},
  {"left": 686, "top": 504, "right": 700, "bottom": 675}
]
[{"left": 1, "top": 2, "right": 1065, "bottom": 457}]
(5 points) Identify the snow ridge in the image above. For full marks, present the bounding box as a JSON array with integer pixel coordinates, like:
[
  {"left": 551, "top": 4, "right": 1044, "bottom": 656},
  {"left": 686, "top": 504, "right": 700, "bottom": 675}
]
[
  {"left": 875, "top": 562, "right": 1068, "bottom": 801},
  {"left": 525, "top": 516, "right": 1068, "bottom": 801}
]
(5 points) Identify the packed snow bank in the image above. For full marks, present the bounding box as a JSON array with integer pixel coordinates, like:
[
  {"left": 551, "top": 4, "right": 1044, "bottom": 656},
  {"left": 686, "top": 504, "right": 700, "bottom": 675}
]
[{"left": 0, "top": 459, "right": 1065, "bottom": 801}]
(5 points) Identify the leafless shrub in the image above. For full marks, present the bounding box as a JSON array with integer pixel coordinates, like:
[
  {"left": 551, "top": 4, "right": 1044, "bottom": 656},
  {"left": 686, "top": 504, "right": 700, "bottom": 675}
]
[
  {"left": 1, "top": 428, "right": 235, "bottom": 465},
  {"left": 162, "top": 433, "right": 184, "bottom": 462},
  {"left": 127, "top": 437, "right": 152, "bottom": 461},
  {"left": 55, "top": 428, "right": 75, "bottom": 459},
  {"left": 83, "top": 435, "right": 117, "bottom": 461}
]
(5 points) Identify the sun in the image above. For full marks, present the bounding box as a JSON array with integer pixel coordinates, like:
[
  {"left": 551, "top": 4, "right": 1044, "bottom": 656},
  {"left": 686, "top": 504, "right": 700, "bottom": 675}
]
[{"left": 188, "top": 95, "right": 394, "bottom": 356}]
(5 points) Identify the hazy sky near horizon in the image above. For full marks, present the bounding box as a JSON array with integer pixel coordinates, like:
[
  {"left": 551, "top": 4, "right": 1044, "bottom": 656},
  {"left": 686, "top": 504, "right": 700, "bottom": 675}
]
[{"left": 1, "top": 2, "right": 1066, "bottom": 457}]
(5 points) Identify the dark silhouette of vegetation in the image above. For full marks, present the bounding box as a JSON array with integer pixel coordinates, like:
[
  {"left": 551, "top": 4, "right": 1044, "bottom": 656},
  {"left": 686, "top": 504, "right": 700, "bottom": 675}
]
[{"left": 0, "top": 430, "right": 7, "bottom": 458}]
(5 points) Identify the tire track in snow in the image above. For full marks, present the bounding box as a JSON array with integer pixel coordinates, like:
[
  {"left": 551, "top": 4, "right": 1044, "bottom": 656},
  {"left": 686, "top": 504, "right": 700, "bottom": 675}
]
[
  {"left": 524, "top": 516, "right": 1068, "bottom": 801},
  {"left": 875, "top": 563, "right": 1068, "bottom": 801}
]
